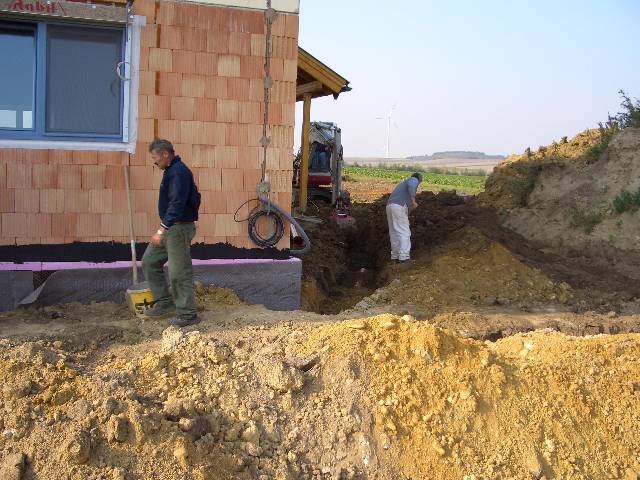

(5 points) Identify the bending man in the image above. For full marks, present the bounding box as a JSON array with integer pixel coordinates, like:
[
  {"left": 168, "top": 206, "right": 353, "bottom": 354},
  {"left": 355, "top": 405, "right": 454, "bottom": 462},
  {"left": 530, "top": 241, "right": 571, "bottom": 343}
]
[{"left": 386, "top": 172, "right": 422, "bottom": 263}]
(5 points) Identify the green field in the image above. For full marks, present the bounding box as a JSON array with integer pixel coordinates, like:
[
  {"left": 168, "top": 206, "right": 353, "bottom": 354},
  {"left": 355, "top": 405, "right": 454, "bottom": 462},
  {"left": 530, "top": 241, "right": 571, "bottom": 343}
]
[{"left": 343, "top": 166, "right": 486, "bottom": 194}]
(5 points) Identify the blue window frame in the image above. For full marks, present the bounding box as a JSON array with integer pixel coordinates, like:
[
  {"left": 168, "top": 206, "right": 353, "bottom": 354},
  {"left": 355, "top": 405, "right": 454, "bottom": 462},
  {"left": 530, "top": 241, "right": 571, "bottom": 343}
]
[{"left": 0, "top": 18, "right": 125, "bottom": 142}]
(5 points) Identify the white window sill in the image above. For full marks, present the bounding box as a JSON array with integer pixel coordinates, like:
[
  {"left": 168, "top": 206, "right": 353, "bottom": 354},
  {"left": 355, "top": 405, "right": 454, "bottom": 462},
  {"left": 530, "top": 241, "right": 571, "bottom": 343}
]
[{"left": 0, "top": 139, "right": 136, "bottom": 153}]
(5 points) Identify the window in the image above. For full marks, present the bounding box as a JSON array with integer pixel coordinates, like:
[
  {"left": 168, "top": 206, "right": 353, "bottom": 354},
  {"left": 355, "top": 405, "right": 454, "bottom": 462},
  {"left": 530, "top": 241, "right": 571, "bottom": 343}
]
[
  {"left": 0, "top": 19, "right": 126, "bottom": 141},
  {"left": 0, "top": 23, "right": 35, "bottom": 130}
]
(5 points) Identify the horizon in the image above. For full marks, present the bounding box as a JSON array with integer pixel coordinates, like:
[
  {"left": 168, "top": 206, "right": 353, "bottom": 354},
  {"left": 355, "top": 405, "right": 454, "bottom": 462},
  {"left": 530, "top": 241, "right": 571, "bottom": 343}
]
[{"left": 293, "top": 0, "right": 640, "bottom": 158}]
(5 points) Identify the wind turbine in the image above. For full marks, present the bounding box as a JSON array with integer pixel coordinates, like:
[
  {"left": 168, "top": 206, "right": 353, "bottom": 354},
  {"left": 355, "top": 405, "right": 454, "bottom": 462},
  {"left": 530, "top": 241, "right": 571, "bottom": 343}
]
[{"left": 376, "top": 104, "right": 397, "bottom": 158}]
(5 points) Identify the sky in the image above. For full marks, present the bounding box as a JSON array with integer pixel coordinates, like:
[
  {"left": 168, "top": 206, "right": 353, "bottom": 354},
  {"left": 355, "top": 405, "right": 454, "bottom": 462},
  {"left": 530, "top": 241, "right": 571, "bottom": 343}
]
[{"left": 293, "top": 0, "right": 640, "bottom": 158}]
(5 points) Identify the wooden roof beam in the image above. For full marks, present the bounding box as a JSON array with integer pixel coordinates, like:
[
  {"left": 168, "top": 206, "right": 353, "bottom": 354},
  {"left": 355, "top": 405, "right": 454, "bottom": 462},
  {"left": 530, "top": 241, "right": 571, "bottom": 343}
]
[{"left": 296, "top": 81, "right": 323, "bottom": 97}]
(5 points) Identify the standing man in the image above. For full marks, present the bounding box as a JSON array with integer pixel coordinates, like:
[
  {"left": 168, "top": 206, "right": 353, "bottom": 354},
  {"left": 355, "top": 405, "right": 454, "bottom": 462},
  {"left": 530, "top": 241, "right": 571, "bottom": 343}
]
[
  {"left": 386, "top": 172, "right": 422, "bottom": 263},
  {"left": 142, "top": 139, "right": 201, "bottom": 327}
]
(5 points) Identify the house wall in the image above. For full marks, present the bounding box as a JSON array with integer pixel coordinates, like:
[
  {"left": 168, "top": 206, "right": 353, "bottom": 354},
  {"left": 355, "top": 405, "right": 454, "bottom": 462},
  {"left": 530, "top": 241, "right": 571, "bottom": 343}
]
[{"left": 0, "top": 0, "right": 298, "bottom": 249}]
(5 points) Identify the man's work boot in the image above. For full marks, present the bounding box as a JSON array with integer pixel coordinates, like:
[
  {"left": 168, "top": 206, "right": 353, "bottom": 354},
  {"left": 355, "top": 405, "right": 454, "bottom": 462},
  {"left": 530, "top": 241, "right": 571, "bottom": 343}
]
[
  {"left": 144, "top": 302, "right": 176, "bottom": 319},
  {"left": 169, "top": 315, "right": 200, "bottom": 328}
]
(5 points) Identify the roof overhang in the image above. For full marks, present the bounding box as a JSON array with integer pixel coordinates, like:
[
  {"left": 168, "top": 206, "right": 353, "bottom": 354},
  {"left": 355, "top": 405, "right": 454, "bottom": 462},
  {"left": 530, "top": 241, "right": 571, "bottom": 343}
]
[{"left": 296, "top": 47, "right": 351, "bottom": 101}]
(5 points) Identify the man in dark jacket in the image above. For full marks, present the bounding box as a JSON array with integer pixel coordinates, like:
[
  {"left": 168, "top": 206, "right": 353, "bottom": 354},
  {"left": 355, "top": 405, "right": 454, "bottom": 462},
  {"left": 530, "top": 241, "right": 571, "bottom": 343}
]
[{"left": 142, "top": 138, "right": 201, "bottom": 327}]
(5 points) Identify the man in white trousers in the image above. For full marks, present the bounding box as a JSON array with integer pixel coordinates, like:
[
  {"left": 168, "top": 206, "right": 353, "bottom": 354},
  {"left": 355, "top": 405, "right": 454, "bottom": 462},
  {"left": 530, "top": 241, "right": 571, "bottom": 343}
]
[{"left": 386, "top": 172, "right": 422, "bottom": 263}]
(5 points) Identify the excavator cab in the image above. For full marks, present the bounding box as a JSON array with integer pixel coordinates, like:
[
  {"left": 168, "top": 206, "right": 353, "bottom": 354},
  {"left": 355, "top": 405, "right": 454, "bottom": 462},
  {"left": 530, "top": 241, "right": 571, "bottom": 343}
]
[{"left": 293, "top": 121, "right": 352, "bottom": 224}]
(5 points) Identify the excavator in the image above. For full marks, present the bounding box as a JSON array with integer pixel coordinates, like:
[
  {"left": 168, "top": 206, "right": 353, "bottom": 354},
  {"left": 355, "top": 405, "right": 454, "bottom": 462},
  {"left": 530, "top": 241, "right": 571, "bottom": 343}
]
[{"left": 292, "top": 121, "right": 354, "bottom": 225}]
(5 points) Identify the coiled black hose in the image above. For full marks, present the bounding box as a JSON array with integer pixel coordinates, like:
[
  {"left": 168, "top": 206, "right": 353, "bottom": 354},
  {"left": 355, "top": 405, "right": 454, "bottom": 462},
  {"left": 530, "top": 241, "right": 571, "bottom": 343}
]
[{"left": 235, "top": 197, "right": 311, "bottom": 255}]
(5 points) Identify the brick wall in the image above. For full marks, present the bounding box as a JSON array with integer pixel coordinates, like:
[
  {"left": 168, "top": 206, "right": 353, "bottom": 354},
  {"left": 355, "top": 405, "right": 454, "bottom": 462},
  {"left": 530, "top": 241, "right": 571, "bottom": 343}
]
[{"left": 0, "top": 1, "right": 298, "bottom": 250}]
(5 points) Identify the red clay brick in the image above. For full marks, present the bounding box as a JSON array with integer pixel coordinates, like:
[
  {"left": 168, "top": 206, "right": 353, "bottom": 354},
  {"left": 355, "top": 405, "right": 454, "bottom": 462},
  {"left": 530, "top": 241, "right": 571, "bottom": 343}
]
[
  {"left": 240, "top": 55, "right": 263, "bottom": 79},
  {"left": 170, "top": 97, "right": 195, "bottom": 121},
  {"left": 205, "top": 76, "right": 228, "bottom": 100},
  {"left": 100, "top": 213, "right": 127, "bottom": 237},
  {"left": 39, "top": 189, "right": 64, "bottom": 214},
  {"left": 111, "top": 189, "right": 128, "bottom": 213},
  {"left": 23, "top": 149, "right": 48, "bottom": 164},
  {"left": 132, "top": 189, "right": 156, "bottom": 214},
  {"left": 250, "top": 33, "right": 266, "bottom": 57},
  {"left": 203, "top": 122, "right": 227, "bottom": 146},
  {"left": 221, "top": 168, "right": 243, "bottom": 192},
  {"left": 139, "top": 71, "right": 156, "bottom": 95},
  {"left": 214, "top": 213, "right": 240, "bottom": 236},
  {"left": 138, "top": 118, "right": 155, "bottom": 143},
  {"left": 225, "top": 124, "right": 248, "bottom": 147},
  {"left": 32, "top": 164, "right": 58, "bottom": 189},
  {"left": 200, "top": 191, "right": 226, "bottom": 214},
  {"left": 193, "top": 51, "right": 217, "bottom": 76},
  {"left": 198, "top": 167, "right": 222, "bottom": 191},
  {"left": 7, "top": 164, "right": 31, "bottom": 189},
  {"left": 0, "top": 163, "right": 6, "bottom": 190},
  {"left": 139, "top": 47, "right": 150, "bottom": 72},
  {"left": 206, "top": 31, "right": 229, "bottom": 54},
  {"left": 248, "top": 78, "right": 263, "bottom": 101},
  {"left": 64, "top": 190, "right": 89, "bottom": 213},
  {"left": 194, "top": 98, "right": 217, "bottom": 122},
  {"left": 0, "top": 149, "right": 21, "bottom": 163},
  {"left": 157, "top": 120, "right": 182, "bottom": 144},
  {"left": 228, "top": 78, "right": 250, "bottom": 100},
  {"left": 182, "top": 28, "right": 207, "bottom": 52},
  {"left": 98, "top": 151, "right": 129, "bottom": 166},
  {"left": 195, "top": 213, "right": 216, "bottom": 236},
  {"left": 129, "top": 165, "right": 155, "bottom": 190},
  {"left": 217, "top": 55, "right": 240, "bottom": 77},
  {"left": 239, "top": 146, "right": 262, "bottom": 169},
  {"left": 2, "top": 213, "right": 27, "bottom": 237},
  {"left": 179, "top": 121, "right": 206, "bottom": 144},
  {"left": 282, "top": 103, "right": 295, "bottom": 126},
  {"left": 58, "top": 165, "right": 82, "bottom": 189},
  {"left": 76, "top": 213, "right": 102, "bottom": 237},
  {"left": 283, "top": 59, "right": 297, "bottom": 82},
  {"left": 270, "top": 58, "right": 284, "bottom": 81},
  {"left": 284, "top": 13, "right": 299, "bottom": 38},
  {"left": 243, "top": 169, "right": 262, "bottom": 191},
  {"left": 238, "top": 101, "right": 262, "bottom": 124},
  {"left": 216, "top": 99, "right": 238, "bottom": 123},
  {"left": 271, "top": 13, "right": 286, "bottom": 37},
  {"left": 140, "top": 24, "right": 158, "bottom": 49},
  {"left": 172, "top": 50, "right": 197, "bottom": 74},
  {"left": 149, "top": 48, "right": 173, "bottom": 72},
  {"left": 156, "top": 1, "right": 176, "bottom": 25},
  {"left": 72, "top": 151, "right": 98, "bottom": 165},
  {"left": 81, "top": 165, "right": 106, "bottom": 190},
  {"left": 0, "top": 189, "right": 15, "bottom": 212},
  {"left": 268, "top": 103, "right": 283, "bottom": 125},
  {"left": 228, "top": 32, "right": 251, "bottom": 56},
  {"left": 50, "top": 213, "right": 73, "bottom": 237},
  {"left": 159, "top": 25, "right": 183, "bottom": 50},
  {"left": 91, "top": 190, "right": 115, "bottom": 215},
  {"left": 215, "top": 146, "right": 238, "bottom": 169},
  {"left": 181, "top": 74, "right": 206, "bottom": 98},
  {"left": 174, "top": 144, "right": 193, "bottom": 162},
  {"left": 26, "top": 213, "right": 52, "bottom": 238},
  {"left": 149, "top": 95, "right": 171, "bottom": 120},
  {"left": 203, "top": 235, "right": 227, "bottom": 245},
  {"left": 247, "top": 124, "right": 264, "bottom": 147},
  {"left": 225, "top": 191, "right": 249, "bottom": 216},
  {"left": 157, "top": 72, "right": 183, "bottom": 96},
  {"left": 191, "top": 145, "right": 216, "bottom": 168}
]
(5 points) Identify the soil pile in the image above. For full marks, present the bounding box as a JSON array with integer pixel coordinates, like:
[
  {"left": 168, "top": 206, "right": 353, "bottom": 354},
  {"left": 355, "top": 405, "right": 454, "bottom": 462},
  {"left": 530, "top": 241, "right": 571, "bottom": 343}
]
[
  {"left": 481, "top": 128, "right": 640, "bottom": 279},
  {"left": 2, "top": 314, "right": 639, "bottom": 479}
]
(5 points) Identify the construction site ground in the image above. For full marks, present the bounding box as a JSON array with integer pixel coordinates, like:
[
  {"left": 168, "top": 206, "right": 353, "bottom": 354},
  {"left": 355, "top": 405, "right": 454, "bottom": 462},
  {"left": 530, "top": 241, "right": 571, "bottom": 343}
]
[{"left": 1, "top": 176, "right": 640, "bottom": 480}]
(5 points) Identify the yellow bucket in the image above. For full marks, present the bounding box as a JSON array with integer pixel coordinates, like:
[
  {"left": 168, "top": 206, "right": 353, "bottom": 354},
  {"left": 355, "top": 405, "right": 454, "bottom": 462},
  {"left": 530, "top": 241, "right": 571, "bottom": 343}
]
[{"left": 126, "top": 282, "right": 155, "bottom": 318}]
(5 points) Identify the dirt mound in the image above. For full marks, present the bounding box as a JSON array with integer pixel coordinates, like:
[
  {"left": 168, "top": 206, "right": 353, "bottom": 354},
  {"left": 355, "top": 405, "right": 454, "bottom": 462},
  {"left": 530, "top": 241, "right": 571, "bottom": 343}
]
[
  {"left": 194, "top": 283, "right": 244, "bottom": 308},
  {"left": 481, "top": 128, "right": 640, "bottom": 280},
  {"left": 1, "top": 314, "right": 639, "bottom": 480},
  {"left": 352, "top": 227, "right": 576, "bottom": 317}
]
